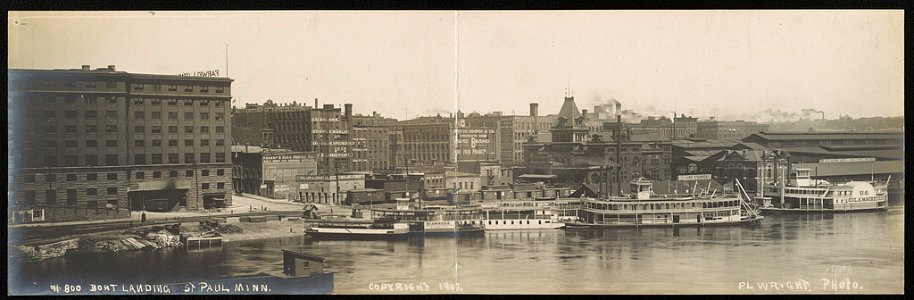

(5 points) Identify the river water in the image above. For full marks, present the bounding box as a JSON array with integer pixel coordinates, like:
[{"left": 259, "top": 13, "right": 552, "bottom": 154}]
[{"left": 9, "top": 205, "right": 904, "bottom": 295}]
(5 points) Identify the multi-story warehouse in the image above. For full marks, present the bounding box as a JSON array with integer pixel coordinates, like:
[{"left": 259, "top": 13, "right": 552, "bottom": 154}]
[
  {"left": 8, "top": 65, "right": 234, "bottom": 223},
  {"left": 351, "top": 126, "right": 391, "bottom": 172},
  {"left": 522, "top": 94, "right": 672, "bottom": 195},
  {"left": 463, "top": 103, "right": 557, "bottom": 165},
  {"left": 231, "top": 98, "right": 353, "bottom": 175},
  {"left": 696, "top": 119, "right": 770, "bottom": 140}
]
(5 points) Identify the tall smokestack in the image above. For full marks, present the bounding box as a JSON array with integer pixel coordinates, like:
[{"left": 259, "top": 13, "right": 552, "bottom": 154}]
[
  {"left": 314, "top": 98, "right": 318, "bottom": 108},
  {"left": 530, "top": 103, "right": 539, "bottom": 117},
  {"left": 344, "top": 103, "right": 353, "bottom": 119}
]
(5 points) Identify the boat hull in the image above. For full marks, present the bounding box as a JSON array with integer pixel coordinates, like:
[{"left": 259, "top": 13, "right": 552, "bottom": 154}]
[
  {"left": 305, "top": 231, "right": 410, "bottom": 240},
  {"left": 564, "top": 216, "right": 763, "bottom": 229},
  {"left": 760, "top": 206, "right": 888, "bottom": 213}
]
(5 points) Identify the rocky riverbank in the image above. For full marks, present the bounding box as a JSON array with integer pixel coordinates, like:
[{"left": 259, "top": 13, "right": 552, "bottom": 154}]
[{"left": 12, "top": 218, "right": 312, "bottom": 261}]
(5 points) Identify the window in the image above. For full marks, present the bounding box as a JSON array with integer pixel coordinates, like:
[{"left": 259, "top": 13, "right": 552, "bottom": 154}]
[
  {"left": 133, "top": 83, "right": 145, "bottom": 91},
  {"left": 184, "top": 100, "right": 193, "bottom": 106},
  {"left": 168, "top": 112, "right": 178, "bottom": 119},
  {"left": 200, "top": 153, "right": 211, "bottom": 163},
  {"left": 25, "top": 190, "right": 37, "bottom": 205},
  {"left": 202, "top": 170, "right": 210, "bottom": 176},
  {"left": 184, "top": 112, "right": 194, "bottom": 120},
  {"left": 202, "top": 183, "right": 210, "bottom": 190},
  {"left": 151, "top": 99, "right": 161, "bottom": 106},
  {"left": 135, "top": 140, "right": 145, "bottom": 147},
  {"left": 200, "top": 126, "right": 209, "bottom": 133},
  {"left": 135, "top": 126, "right": 145, "bottom": 133},
  {"left": 168, "top": 126, "right": 178, "bottom": 133},
  {"left": 185, "top": 139, "right": 194, "bottom": 147},
  {"left": 24, "top": 174, "right": 36, "bottom": 183},
  {"left": 168, "top": 154, "right": 179, "bottom": 164},
  {"left": 45, "top": 140, "right": 56, "bottom": 148},
  {"left": 214, "top": 100, "right": 223, "bottom": 107},
  {"left": 169, "top": 170, "right": 178, "bottom": 177},
  {"left": 168, "top": 84, "right": 177, "bottom": 91},
  {"left": 201, "top": 112, "right": 209, "bottom": 120},
  {"left": 137, "top": 171, "right": 146, "bottom": 179},
  {"left": 168, "top": 139, "right": 178, "bottom": 147},
  {"left": 184, "top": 85, "right": 194, "bottom": 92},
  {"left": 217, "top": 182, "right": 225, "bottom": 189},
  {"left": 167, "top": 99, "right": 178, "bottom": 106},
  {"left": 107, "top": 173, "right": 117, "bottom": 180},
  {"left": 215, "top": 139, "right": 225, "bottom": 146},
  {"left": 106, "top": 125, "right": 118, "bottom": 133},
  {"left": 215, "top": 126, "right": 224, "bottom": 133},
  {"left": 151, "top": 126, "right": 162, "bottom": 134},
  {"left": 106, "top": 110, "right": 118, "bottom": 119},
  {"left": 201, "top": 139, "right": 209, "bottom": 146},
  {"left": 152, "top": 140, "right": 162, "bottom": 147},
  {"left": 153, "top": 171, "right": 161, "bottom": 178},
  {"left": 46, "top": 189, "right": 57, "bottom": 205},
  {"left": 87, "top": 188, "right": 97, "bottom": 196},
  {"left": 86, "top": 81, "right": 97, "bottom": 88},
  {"left": 45, "top": 125, "right": 56, "bottom": 133},
  {"left": 185, "top": 126, "right": 194, "bottom": 133},
  {"left": 215, "top": 113, "right": 224, "bottom": 121},
  {"left": 106, "top": 140, "right": 117, "bottom": 147},
  {"left": 85, "top": 125, "right": 97, "bottom": 133},
  {"left": 185, "top": 153, "right": 195, "bottom": 163},
  {"left": 216, "top": 153, "right": 226, "bottom": 163},
  {"left": 151, "top": 154, "right": 163, "bottom": 164},
  {"left": 87, "top": 173, "right": 97, "bottom": 181},
  {"left": 106, "top": 81, "right": 117, "bottom": 88},
  {"left": 133, "top": 98, "right": 144, "bottom": 105},
  {"left": 65, "top": 140, "right": 77, "bottom": 147},
  {"left": 107, "top": 187, "right": 118, "bottom": 195},
  {"left": 105, "top": 155, "right": 118, "bottom": 166},
  {"left": 151, "top": 111, "right": 161, "bottom": 119},
  {"left": 186, "top": 170, "right": 194, "bottom": 177},
  {"left": 200, "top": 86, "right": 209, "bottom": 92},
  {"left": 65, "top": 125, "right": 77, "bottom": 133},
  {"left": 45, "top": 110, "right": 56, "bottom": 118},
  {"left": 107, "top": 97, "right": 118, "bottom": 105},
  {"left": 67, "top": 174, "right": 77, "bottom": 181},
  {"left": 215, "top": 86, "right": 224, "bottom": 93},
  {"left": 217, "top": 169, "right": 225, "bottom": 176},
  {"left": 85, "top": 110, "right": 97, "bottom": 118}
]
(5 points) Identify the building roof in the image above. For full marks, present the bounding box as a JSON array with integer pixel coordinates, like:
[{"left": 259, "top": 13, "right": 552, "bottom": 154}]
[
  {"left": 783, "top": 147, "right": 905, "bottom": 160},
  {"left": 518, "top": 174, "right": 558, "bottom": 180},
  {"left": 556, "top": 96, "right": 583, "bottom": 125},
  {"left": 793, "top": 161, "right": 904, "bottom": 177},
  {"left": 746, "top": 132, "right": 904, "bottom": 141}
]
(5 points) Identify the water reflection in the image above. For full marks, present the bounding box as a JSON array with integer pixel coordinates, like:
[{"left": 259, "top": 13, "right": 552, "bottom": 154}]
[{"left": 8, "top": 207, "right": 904, "bottom": 294}]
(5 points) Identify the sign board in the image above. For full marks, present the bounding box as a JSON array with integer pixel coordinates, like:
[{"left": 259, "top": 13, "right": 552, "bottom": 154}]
[
  {"left": 819, "top": 157, "right": 876, "bottom": 163},
  {"left": 300, "top": 184, "right": 310, "bottom": 189},
  {"left": 260, "top": 184, "right": 268, "bottom": 189},
  {"left": 175, "top": 69, "right": 220, "bottom": 77},
  {"left": 457, "top": 127, "right": 497, "bottom": 160},
  {"left": 677, "top": 174, "right": 712, "bottom": 181}
]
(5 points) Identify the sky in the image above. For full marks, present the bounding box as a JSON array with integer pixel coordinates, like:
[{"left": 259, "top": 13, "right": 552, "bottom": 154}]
[{"left": 8, "top": 10, "right": 904, "bottom": 122}]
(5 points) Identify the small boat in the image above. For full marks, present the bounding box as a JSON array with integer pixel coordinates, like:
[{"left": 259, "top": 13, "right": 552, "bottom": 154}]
[
  {"left": 565, "top": 178, "right": 763, "bottom": 228},
  {"left": 305, "top": 218, "right": 410, "bottom": 240},
  {"left": 760, "top": 168, "right": 889, "bottom": 213}
]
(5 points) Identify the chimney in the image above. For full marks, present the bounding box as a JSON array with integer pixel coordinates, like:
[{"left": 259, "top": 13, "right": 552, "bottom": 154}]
[
  {"left": 344, "top": 103, "right": 353, "bottom": 119},
  {"left": 107, "top": 65, "right": 116, "bottom": 71},
  {"left": 81, "top": 65, "right": 90, "bottom": 71},
  {"left": 373, "top": 111, "right": 378, "bottom": 117},
  {"left": 582, "top": 109, "right": 588, "bottom": 119},
  {"left": 314, "top": 98, "right": 318, "bottom": 108},
  {"left": 530, "top": 103, "right": 539, "bottom": 117}
]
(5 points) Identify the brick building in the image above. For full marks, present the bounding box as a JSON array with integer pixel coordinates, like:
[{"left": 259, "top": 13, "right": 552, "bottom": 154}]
[
  {"left": 696, "top": 119, "right": 770, "bottom": 140},
  {"left": 8, "top": 65, "right": 234, "bottom": 223}
]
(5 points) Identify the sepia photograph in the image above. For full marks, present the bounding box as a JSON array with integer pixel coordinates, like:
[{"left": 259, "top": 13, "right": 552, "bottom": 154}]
[{"left": 6, "top": 9, "right": 905, "bottom": 295}]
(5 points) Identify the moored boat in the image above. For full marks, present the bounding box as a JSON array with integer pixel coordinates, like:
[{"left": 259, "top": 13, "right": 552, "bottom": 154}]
[
  {"left": 305, "top": 218, "right": 410, "bottom": 240},
  {"left": 565, "top": 178, "right": 763, "bottom": 228},
  {"left": 481, "top": 203, "right": 565, "bottom": 230},
  {"left": 370, "top": 205, "right": 485, "bottom": 236},
  {"left": 760, "top": 168, "right": 888, "bottom": 213}
]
